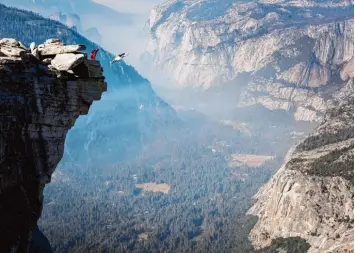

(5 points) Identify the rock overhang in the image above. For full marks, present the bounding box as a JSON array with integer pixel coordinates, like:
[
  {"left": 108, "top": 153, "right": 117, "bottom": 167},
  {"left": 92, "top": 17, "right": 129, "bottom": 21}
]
[{"left": 0, "top": 37, "right": 106, "bottom": 252}]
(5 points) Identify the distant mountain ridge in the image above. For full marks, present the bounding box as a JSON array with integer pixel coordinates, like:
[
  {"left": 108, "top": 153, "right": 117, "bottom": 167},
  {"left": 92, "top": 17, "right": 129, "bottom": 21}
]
[
  {"left": 48, "top": 11, "right": 102, "bottom": 44},
  {"left": 0, "top": 0, "right": 140, "bottom": 52},
  {"left": 0, "top": 0, "right": 135, "bottom": 24},
  {"left": 143, "top": 0, "right": 354, "bottom": 122}
]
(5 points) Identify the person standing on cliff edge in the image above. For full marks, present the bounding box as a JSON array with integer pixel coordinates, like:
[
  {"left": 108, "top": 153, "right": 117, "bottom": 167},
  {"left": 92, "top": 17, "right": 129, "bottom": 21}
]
[{"left": 90, "top": 48, "right": 99, "bottom": 60}]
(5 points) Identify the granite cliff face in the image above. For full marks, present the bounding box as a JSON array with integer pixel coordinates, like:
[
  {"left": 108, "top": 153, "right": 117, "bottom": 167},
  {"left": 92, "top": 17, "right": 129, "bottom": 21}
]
[
  {"left": 248, "top": 88, "right": 354, "bottom": 252},
  {"left": 0, "top": 38, "right": 106, "bottom": 252},
  {"left": 143, "top": 0, "right": 354, "bottom": 121}
]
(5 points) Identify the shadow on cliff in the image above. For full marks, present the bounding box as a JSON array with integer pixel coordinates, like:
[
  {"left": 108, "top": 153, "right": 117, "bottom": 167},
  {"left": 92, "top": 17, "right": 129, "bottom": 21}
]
[{"left": 30, "top": 227, "right": 53, "bottom": 253}]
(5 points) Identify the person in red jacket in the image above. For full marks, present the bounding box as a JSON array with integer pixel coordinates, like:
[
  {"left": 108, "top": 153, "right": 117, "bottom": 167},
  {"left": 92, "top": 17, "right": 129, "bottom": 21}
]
[{"left": 90, "top": 48, "right": 99, "bottom": 60}]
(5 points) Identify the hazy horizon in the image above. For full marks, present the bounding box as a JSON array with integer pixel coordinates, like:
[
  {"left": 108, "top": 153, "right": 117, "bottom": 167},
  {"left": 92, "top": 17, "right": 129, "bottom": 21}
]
[{"left": 94, "top": 0, "right": 164, "bottom": 15}]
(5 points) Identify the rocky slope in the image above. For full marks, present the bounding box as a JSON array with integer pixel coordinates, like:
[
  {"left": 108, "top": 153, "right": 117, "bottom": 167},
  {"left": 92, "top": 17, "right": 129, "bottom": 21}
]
[
  {"left": 247, "top": 87, "right": 354, "bottom": 252},
  {"left": 0, "top": 38, "right": 106, "bottom": 252},
  {"left": 143, "top": 0, "right": 354, "bottom": 121}
]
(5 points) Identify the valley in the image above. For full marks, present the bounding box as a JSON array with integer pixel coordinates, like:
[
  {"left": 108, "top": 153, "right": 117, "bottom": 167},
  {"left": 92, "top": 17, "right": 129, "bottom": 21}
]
[
  {"left": 135, "top": 183, "right": 171, "bottom": 194},
  {"left": 38, "top": 95, "right": 298, "bottom": 252},
  {"left": 228, "top": 154, "right": 275, "bottom": 168},
  {"left": 40, "top": 133, "right": 281, "bottom": 253},
  {"left": 0, "top": 0, "right": 352, "bottom": 253}
]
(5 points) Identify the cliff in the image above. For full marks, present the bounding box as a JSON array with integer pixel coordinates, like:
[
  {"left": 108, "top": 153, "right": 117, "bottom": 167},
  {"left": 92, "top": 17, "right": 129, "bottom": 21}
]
[
  {"left": 0, "top": 2, "right": 179, "bottom": 169},
  {"left": 0, "top": 38, "right": 106, "bottom": 252},
  {"left": 247, "top": 89, "right": 354, "bottom": 252},
  {"left": 143, "top": 0, "right": 354, "bottom": 121}
]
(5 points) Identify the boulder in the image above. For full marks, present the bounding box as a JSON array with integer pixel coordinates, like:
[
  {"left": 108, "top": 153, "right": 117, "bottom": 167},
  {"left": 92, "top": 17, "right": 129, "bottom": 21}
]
[
  {"left": 0, "top": 38, "right": 20, "bottom": 47},
  {"left": 0, "top": 46, "right": 26, "bottom": 57},
  {"left": 0, "top": 57, "right": 22, "bottom": 64},
  {"left": 31, "top": 48, "right": 40, "bottom": 60},
  {"left": 38, "top": 44, "right": 86, "bottom": 56},
  {"left": 44, "top": 38, "right": 64, "bottom": 46},
  {"left": 50, "top": 53, "right": 85, "bottom": 71}
]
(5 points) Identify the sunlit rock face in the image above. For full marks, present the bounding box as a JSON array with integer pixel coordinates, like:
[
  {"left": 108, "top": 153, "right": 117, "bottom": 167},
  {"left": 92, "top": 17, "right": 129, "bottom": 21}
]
[
  {"left": 248, "top": 87, "right": 354, "bottom": 253},
  {"left": 0, "top": 38, "right": 106, "bottom": 252},
  {"left": 143, "top": 0, "right": 354, "bottom": 121}
]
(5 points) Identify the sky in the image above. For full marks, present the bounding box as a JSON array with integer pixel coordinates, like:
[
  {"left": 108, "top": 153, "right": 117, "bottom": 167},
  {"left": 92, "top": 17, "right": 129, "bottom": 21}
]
[{"left": 93, "top": 0, "right": 164, "bottom": 14}]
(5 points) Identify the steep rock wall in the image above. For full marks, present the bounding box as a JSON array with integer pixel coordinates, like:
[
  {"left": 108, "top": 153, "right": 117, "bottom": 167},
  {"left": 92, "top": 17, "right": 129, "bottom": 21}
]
[
  {"left": 143, "top": 0, "right": 354, "bottom": 121},
  {"left": 0, "top": 38, "right": 106, "bottom": 252},
  {"left": 247, "top": 91, "right": 354, "bottom": 252}
]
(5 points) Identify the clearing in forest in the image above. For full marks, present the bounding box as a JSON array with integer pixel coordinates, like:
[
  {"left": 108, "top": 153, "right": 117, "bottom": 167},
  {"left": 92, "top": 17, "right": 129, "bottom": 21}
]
[
  {"left": 228, "top": 154, "right": 274, "bottom": 168},
  {"left": 135, "top": 183, "right": 170, "bottom": 194},
  {"left": 220, "top": 120, "right": 252, "bottom": 136},
  {"left": 137, "top": 233, "right": 148, "bottom": 241}
]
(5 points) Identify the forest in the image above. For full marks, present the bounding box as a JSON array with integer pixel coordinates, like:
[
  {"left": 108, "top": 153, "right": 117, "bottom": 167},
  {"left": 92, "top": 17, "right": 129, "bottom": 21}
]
[{"left": 39, "top": 129, "right": 284, "bottom": 253}]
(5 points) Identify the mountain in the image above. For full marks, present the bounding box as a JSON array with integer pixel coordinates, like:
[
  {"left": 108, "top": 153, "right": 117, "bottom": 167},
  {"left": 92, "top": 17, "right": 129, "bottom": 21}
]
[
  {"left": 0, "top": 0, "right": 140, "bottom": 52},
  {"left": 248, "top": 86, "right": 354, "bottom": 252},
  {"left": 0, "top": 0, "right": 135, "bottom": 26},
  {"left": 1, "top": 2, "right": 352, "bottom": 253},
  {"left": 0, "top": 38, "right": 106, "bottom": 252},
  {"left": 48, "top": 12, "right": 82, "bottom": 31},
  {"left": 142, "top": 1, "right": 354, "bottom": 252},
  {"left": 48, "top": 11, "right": 102, "bottom": 44},
  {"left": 0, "top": 3, "right": 179, "bottom": 168},
  {"left": 142, "top": 0, "right": 354, "bottom": 122},
  {"left": 84, "top": 27, "right": 102, "bottom": 44}
]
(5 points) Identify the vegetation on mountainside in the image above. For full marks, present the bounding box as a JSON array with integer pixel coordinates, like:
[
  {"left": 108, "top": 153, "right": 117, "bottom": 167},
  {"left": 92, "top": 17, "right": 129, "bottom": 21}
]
[
  {"left": 296, "top": 127, "right": 353, "bottom": 152},
  {"left": 309, "top": 145, "right": 354, "bottom": 183},
  {"left": 288, "top": 143, "right": 354, "bottom": 183},
  {"left": 296, "top": 99, "right": 354, "bottom": 152},
  {"left": 257, "top": 237, "right": 311, "bottom": 253},
  {"left": 289, "top": 98, "right": 354, "bottom": 183}
]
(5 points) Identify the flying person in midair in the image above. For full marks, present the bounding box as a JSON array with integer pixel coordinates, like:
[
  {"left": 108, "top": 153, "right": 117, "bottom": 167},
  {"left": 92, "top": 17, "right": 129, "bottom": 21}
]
[
  {"left": 90, "top": 48, "right": 99, "bottom": 60},
  {"left": 110, "top": 53, "right": 128, "bottom": 64}
]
